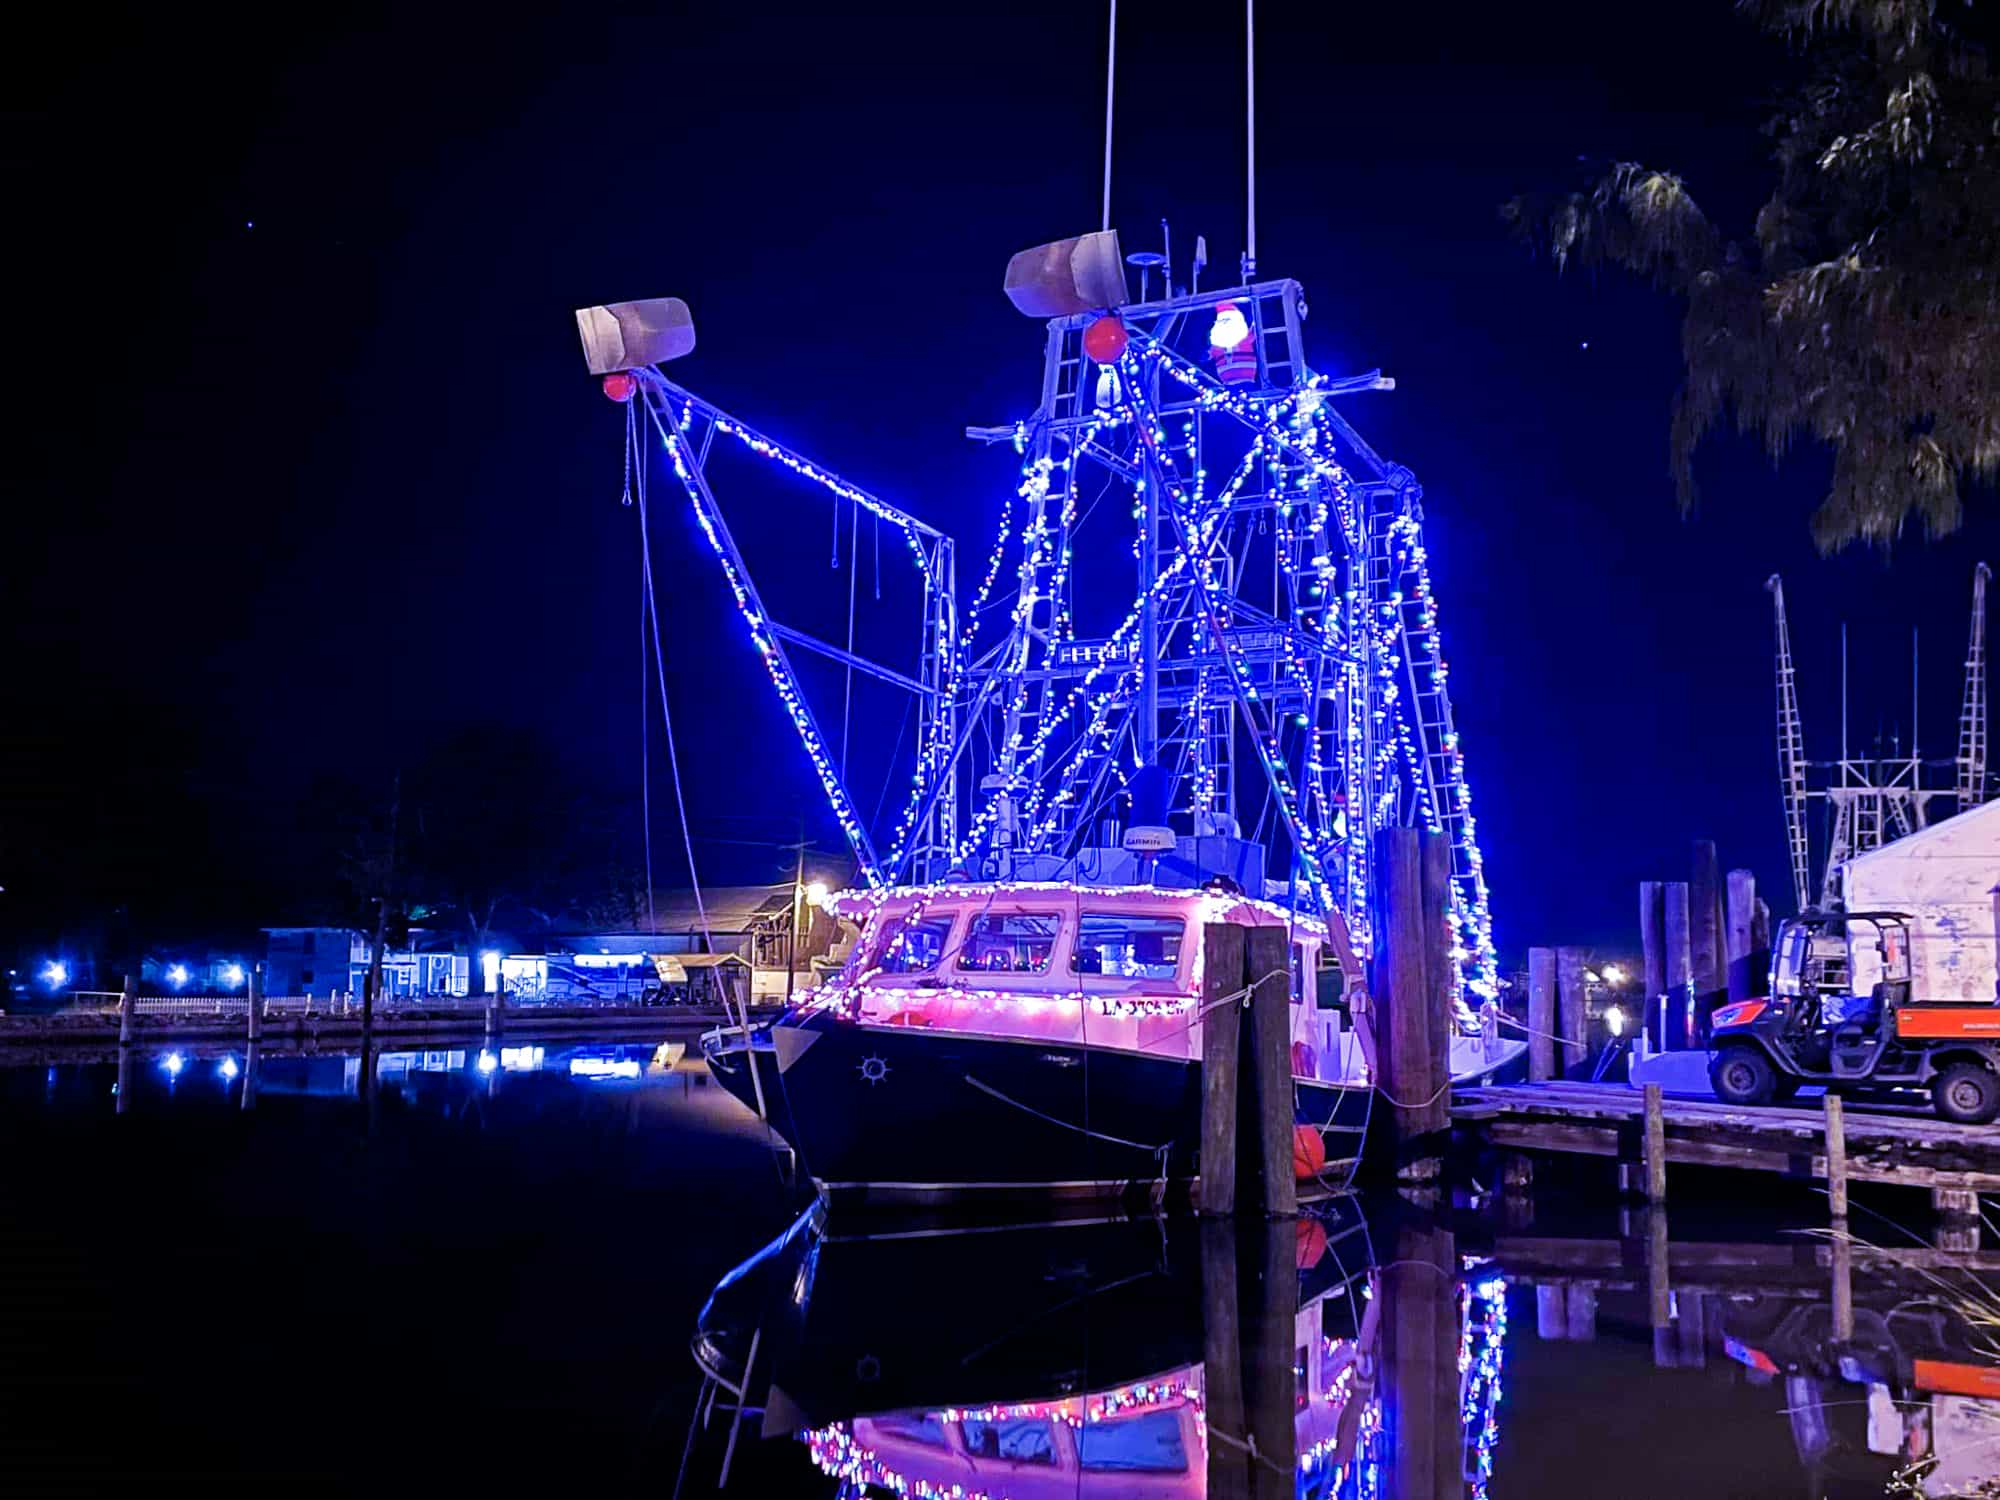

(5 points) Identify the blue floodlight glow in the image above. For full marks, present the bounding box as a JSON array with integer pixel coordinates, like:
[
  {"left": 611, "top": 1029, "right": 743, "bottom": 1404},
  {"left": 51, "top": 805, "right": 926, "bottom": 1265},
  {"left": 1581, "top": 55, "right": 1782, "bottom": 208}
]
[
  {"left": 162, "top": 1051, "right": 186, "bottom": 1077},
  {"left": 475, "top": 1050, "right": 499, "bottom": 1076},
  {"left": 569, "top": 1056, "right": 642, "bottom": 1081},
  {"left": 220, "top": 963, "right": 245, "bottom": 989},
  {"left": 217, "top": 1055, "right": 240, "bottom": 1081},
  {"left": 166, "top": 964, "right": 190, "bottom": 988},
  {"left": 40, "top": 961, "right": 68, "bottom": 988}
]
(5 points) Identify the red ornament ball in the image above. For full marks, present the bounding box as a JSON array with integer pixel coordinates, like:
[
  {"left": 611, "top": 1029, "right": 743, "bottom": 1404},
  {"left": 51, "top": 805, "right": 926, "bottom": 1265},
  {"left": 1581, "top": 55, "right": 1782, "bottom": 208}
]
[
  {"left": 1082, "top": 315, "right": 1129, "bottom": 365},
  {"left": 602, "top": 371, "right": 638, "bottom": 403}
]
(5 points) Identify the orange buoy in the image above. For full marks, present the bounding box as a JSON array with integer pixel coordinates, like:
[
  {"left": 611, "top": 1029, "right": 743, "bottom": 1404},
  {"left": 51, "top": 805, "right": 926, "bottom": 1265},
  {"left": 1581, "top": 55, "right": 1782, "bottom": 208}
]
[
  {"left": 1295, "top": 1217, "right": 1329, "bottom": 1270},
  {"left": 1293, "top": 1122, "right": 1327, "bottom": 1179}
]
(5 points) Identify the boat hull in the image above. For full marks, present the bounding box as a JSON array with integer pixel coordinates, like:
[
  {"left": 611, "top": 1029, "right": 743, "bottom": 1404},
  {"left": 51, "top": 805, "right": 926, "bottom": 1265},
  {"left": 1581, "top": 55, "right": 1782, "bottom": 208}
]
[{"left": 701, "top": 1010, "right": 1375, "bottom": 1206}]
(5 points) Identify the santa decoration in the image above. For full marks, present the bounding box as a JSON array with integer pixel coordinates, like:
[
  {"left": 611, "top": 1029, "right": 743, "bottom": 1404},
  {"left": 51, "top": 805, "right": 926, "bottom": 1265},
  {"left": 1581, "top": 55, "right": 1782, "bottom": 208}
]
[{"left": 1208, "top": 301, "right": 1257, "bottom": 385}]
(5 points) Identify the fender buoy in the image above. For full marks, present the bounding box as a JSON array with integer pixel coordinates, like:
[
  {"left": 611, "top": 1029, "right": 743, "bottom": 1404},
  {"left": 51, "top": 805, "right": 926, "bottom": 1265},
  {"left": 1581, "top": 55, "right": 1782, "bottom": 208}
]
[
  {"left": 1296, "top": 1217, "right": 1329, "bottom": 1270},
  {"left": 1293, "top": 1122, "right": 1327, "bottom": 1179}
]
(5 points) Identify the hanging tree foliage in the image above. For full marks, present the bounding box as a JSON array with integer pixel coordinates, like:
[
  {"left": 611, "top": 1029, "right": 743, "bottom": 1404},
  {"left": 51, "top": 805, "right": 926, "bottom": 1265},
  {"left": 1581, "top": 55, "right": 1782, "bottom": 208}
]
[{"left": 1506, "top": 1, "right": 1998, "bottom": 550}]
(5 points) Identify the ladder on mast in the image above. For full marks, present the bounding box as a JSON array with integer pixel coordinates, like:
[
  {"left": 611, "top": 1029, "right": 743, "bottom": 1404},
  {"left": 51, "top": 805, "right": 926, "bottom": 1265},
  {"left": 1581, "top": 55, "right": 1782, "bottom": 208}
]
[
  {"left": 1767, "top": 575, "right": 1812, "bottom": 913},
  {"left": 1957, "top": 561, "right": 1991, "bottom": 814}
]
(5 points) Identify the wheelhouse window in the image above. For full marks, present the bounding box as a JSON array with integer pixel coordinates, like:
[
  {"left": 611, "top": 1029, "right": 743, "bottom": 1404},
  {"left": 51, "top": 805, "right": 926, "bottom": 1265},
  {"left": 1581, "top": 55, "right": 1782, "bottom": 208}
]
[
  {"left": 960, "top": 913, "right": 1060, "bottom": 974},
  {"left": 1071, "top": 914, "right": 1184, "bottom": 979},
  {"left": 1077, "top": 1406, "right": 1189, "bottom": 1472},
  {"left": 960, "top": 1415, "right": 1057, "bottom": 1464},
  {"left": 874, "top": 915, "right": 954, "bottom": 975}
]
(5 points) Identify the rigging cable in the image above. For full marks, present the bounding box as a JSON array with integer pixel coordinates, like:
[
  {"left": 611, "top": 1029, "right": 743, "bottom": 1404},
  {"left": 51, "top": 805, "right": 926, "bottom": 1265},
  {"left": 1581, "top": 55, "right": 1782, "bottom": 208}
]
[
  {"left": 634, "top": 398, "right": 712, "bottom": 951},
  {"left": 629, "top": 402, "right": 657, "bottom": 933}
]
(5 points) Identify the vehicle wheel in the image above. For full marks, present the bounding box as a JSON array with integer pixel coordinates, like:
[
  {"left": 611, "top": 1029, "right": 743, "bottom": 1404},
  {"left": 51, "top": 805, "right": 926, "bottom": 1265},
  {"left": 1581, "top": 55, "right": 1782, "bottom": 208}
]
[
  {"left": 1932, "top": 1061, "right": 2000, "bottom": 1125},
  {"left": 1712, "top": 1045, "right": 1780, "bottom": 1107}
]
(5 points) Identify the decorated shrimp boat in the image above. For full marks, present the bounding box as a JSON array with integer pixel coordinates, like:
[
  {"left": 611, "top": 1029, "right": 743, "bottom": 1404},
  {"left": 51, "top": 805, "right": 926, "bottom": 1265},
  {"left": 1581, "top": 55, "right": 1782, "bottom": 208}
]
[
  {"left": 703, "top": 875, "right": 1516, "bottom": 1204},
  {"left": 582, "top": 152, "right": 1525, "bottom": 1196}
]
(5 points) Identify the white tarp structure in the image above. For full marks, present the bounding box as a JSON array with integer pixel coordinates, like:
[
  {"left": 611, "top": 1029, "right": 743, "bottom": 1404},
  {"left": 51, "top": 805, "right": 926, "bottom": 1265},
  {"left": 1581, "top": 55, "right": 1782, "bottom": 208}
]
[{"left": 1841, "top": 798, "right": 2000, "bottom": 1004}]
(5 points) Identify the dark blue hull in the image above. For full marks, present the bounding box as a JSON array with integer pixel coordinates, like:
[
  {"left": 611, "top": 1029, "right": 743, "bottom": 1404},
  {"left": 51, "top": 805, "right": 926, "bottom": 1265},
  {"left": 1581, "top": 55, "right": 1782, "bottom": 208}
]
[{"left": 701, "top": 1009, "right": 1376, "bottom": 1205}]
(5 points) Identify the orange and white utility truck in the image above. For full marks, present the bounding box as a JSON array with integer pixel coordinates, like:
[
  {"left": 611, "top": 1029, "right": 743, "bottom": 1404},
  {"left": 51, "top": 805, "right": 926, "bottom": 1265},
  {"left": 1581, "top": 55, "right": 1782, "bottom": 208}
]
[{"left": 1709, "top": 801, "right": 2000, "bottom": 1123}]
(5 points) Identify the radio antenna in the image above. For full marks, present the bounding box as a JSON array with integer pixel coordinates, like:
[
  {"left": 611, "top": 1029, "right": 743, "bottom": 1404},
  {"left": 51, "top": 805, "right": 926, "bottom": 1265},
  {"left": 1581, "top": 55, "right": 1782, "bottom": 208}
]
[
  {"left": 1101, "top": 0, "right": 1118, "bottom": 232},
  {"left": 1243, "top": 0, "right": 1257, "bottom": 279}
]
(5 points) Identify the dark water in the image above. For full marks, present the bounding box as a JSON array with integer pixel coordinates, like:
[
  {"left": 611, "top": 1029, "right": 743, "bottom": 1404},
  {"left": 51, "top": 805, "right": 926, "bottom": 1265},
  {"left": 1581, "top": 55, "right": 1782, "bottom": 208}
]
[{"left": 4, "top": 1037, "right": 1997, "bottom": 1498}]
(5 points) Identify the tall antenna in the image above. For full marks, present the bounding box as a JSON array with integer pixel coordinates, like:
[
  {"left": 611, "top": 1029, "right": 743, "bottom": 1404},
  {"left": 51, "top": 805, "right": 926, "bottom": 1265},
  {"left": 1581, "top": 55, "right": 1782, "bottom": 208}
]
[
  {"left": 1101, "top": 0, "right": 1117, "bottom": 233},
  {"left": 1768, "top": 575, "right": 1812, "bottom": 913},
  {"left": 1242, "top": 0, "right": 1257, "bottom": 279},
  {"left": 1958, "top": 561, "right": 1992, "bottom": 811}
]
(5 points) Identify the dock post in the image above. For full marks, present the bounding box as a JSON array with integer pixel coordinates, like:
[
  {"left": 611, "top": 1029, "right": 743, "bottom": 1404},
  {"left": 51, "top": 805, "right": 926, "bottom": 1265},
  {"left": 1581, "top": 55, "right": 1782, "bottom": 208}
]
[
  {"left": 118, "top": 973, "right": 135, "bottom": 1044},
  {"left": 1527, "top": 948, "right": 1556, "bottom": 1083},
  {"left": 1823, "top": 1092, "right": 1848, "bottom": 1220},
  {"left": 1556, "top": 947, "right": 1588, "bottom": 1074},
  {"left": 1535, "top": 1286, "right": 1565, "bottom": 1340},
  {"left": 1663, "top": 883, "right": 1693, "bottom": 1049},
  {"left": 1243, "top": 1219, "right": 1300, "bottom": 1499},
  {"left": 1691, "top": 840, "right": 1725, "bottom": 1043},
  {"left": 1725, "top": 870, "right": 1757, "bottom": 1003},
  {"left": 1642, "top": 1083, "right": 1667, "bottom": 1203},
  {"left": 1382, "top": 1219, "right": 1458, "bottom": 1500},
  {"left": 1244, "top": 925, "right": 1296, "bottom": 1218},
  {"left": 1201, "top": 1220, "right": 1247, "bottom": 1500},
  {"left": 1199, "top": 923, "right": 1247, "bottom": 1216},
  {"left": 1373, "top": 829, "right": 1450, "bottom": 1180},
  {"left": 1645, "top": 1205, "right": 1674, "bottom": 1368},
  {"left": 246, "top": 963, "right": 263, "bottom": 1044},
  {"left": 1638, "top": 882, "right": 1665, "bottom": 1051},
  {"left": 1565, "top": 1285, "right": 1599, "bottom": 1342}
]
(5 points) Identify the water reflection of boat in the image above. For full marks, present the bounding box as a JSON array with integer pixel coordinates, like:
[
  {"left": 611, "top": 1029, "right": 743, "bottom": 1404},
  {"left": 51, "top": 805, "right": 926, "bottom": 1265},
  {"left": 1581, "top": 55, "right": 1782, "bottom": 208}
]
[{"left": 685, "top": 1200, "right": 1508, "bottom": 1498}]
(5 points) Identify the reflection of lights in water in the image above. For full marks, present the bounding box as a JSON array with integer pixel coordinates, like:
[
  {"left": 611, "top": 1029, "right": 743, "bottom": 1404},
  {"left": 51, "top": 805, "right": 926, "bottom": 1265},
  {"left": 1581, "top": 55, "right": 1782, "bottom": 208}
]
[
  {"left": 568, "top": 1056, "right": 641, "bottom": 1080},
  {"left": 1458, "top": 1275, "right": 1509, "bottom": 1500},
  {"left": 217, "top": 1056, "right": 240, "bottom": 1081},
  {"left": 498, "top": 1046, "right": 544, "bottom": 1072},
  {"left": 161, "top": 1052, "right": 185, "bottom": 1077},
  {"left": 475, "top": 1050, "right": 498, "bottom": 1076}
]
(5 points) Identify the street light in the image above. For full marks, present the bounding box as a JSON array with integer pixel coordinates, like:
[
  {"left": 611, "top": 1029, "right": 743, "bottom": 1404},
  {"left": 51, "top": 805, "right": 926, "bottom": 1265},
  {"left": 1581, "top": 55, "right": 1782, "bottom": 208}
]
[
  {"left": 220, "top": 963, "right": 245, "bottom": 989},
  {"left": 39, "top": 960, "right": 68, "bottom": 988},
  {"left": 165, "top": 964, "right": 190, "bottom": 989},
  {"left": 805, "top": 880, "right": 830, "bottom": 908},
  {"left": 1602, "top": 963, "right": 1628, "bottom": 986}
]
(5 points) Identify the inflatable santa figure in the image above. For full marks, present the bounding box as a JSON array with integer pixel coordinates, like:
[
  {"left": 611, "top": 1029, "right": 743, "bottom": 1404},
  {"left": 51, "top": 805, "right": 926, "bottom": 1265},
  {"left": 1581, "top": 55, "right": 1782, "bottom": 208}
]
[{"left": 1208, "top": 301, "right": 1257, "bottom": 385}]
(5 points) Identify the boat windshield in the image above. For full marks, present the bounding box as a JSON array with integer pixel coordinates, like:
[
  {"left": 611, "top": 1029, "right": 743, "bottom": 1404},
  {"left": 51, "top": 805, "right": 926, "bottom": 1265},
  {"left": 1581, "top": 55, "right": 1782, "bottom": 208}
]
[
  {"left": 959, "top": 912, "right": 1060, "bottom": 974},
  {"left": 1070, "top": 913, "right": 1184, "bottom": 979},
  {"left": 874, "top": 915, "right": 953, "bottom": 975}
]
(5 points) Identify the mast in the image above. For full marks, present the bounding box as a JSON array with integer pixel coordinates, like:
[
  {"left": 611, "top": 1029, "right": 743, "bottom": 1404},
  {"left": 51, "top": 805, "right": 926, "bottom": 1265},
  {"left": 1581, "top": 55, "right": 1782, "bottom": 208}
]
[
  {"left": 1767, "top": 575, "right": 1811, "bottom": 913},
  {"left": 1958, "top": 561, "right": 1992, "bottom": 813}
]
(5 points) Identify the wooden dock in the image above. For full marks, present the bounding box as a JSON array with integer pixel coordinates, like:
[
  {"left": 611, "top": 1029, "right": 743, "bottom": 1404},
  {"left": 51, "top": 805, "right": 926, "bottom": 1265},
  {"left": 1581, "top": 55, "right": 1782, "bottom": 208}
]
[{"left": 1454, "top": 1080, "right": 2000, "bottom": 1196}]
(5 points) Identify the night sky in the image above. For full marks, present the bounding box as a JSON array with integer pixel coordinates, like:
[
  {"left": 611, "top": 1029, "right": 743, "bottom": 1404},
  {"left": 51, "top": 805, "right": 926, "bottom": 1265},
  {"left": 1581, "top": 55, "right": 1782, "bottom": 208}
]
[{"left": 14, "top": 1, "right": 1998, "bottom": 959}]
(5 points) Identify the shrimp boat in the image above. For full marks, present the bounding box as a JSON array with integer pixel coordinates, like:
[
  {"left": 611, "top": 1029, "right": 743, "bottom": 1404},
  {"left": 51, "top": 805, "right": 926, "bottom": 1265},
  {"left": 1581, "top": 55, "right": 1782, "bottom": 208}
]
[{"left": 582, "top": 225, "right": 1524, "bottom": 1203}]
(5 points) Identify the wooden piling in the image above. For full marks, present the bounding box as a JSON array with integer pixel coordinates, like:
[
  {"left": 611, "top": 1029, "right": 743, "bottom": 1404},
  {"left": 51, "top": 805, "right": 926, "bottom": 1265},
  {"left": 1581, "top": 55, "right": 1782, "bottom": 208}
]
[
  {"left": 1527, "top": 948, "right": 1556, "bottom": 1083},
  {"left": 1382, "top": 1221, "right": 1458, "bottom": 1500},
  {"left": 1725, "top": 869, "right": 1757, "bottom": 1003},
  {"left": 1374, "top": 829, "right": 1450, "bottom": 1177},
  {"left": 1831, "top": 1229, "right": 1855, "bottom": 1343},
  {"left": 1642, "top": 1083, "right": 1667, "bottom": 1203},
  {"left": 1690, "top": 840, "right": 1725, "bottom": 1042},
  {"left": 1663, "top": 883, "right": 1692, "bottom": 1050},
  {"left": 1645, "top": 1205, "right": 1674, "bottom": 1368},
  {"left": 1200, "top": 1220, "right": 1248, "bottom": 1500},
  {"left": 246, "top": 963, "right": 264, "bottom": 1043},
  {"left": 1638, "top": 881, "right": 1666, "bottom": 1048},
  {"left": 1243, "top": 1220, "right": 1300, "bottom": 1499},
  {"left": 1199, "top": 923, "right": 1247, "bottom": 1216},
  {"left": 1824, "top": 1092, "right": 1848, "bottom": 1220},
  {"left": 1565, "top": 1285, "right": 1598, "bottom": 1343},
  {"left": 1245, "top": 924, "right": 1296, "bottom": 1218},
  {"left": 118, "top": 973, "right": 135, "bottom": 1045},
  {"left": 1556, "top": 947, "right": 1588, "bottom": 1074}
]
